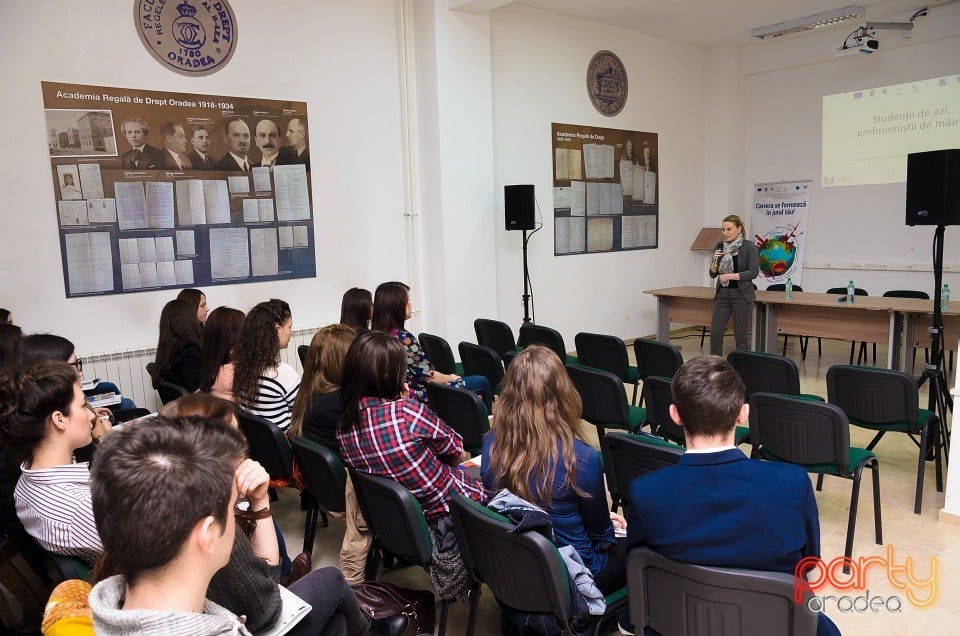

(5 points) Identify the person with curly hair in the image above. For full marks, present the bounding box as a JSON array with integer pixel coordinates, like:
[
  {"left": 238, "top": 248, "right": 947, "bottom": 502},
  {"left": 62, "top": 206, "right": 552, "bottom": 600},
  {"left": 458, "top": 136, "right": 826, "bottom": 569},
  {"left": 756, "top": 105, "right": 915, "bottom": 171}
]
[{"left": 232, "top": 299, "right": 300, "bottom": 431}]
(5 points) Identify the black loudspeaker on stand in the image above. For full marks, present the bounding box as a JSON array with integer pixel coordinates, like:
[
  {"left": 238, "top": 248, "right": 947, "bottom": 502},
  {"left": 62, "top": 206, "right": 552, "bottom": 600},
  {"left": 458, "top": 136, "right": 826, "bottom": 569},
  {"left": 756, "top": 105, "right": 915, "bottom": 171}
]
[
  {"left": 505, "top": 184, "right": 537, "bottom": 324},
  {"left": 905, "top": 149, "right": 958, "bottom": 461}
]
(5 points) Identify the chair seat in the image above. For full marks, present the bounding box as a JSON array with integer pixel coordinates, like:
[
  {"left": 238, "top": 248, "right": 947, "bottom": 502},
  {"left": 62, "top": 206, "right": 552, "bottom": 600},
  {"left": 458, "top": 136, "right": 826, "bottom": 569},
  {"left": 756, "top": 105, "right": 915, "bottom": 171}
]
[
  {"left": 798, "top": 393, "right": 825, "bottom": 402},
  {"left": 565, "top": 354, "right": 579, "bottom": 365},
  {"left": 734, "top": 425, "right": 750, "bottom": 445},
  {"left": 624, "top": 432, "right": 684, "bottom": 452},
  {"left": 849, "top": 408, "right": 936, "bottom": 434},
  {"left": 761, "top": 446, "right": 875, "bottom": 476},
  {"left": 628, "top": 406, "right": 646, "bottom": 432},
  {"left": 604, "top": 585, "right": 628, "bottom": 606},
  {"left": 626, "top": 365, "right": 640, "bottom": 383}
]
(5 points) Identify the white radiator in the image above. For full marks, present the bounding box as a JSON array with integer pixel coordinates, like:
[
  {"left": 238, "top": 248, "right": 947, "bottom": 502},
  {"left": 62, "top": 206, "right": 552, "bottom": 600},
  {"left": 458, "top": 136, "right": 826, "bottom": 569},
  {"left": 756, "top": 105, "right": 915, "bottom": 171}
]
[{"left": 81, "top": 326, "right": 320, "bottom": 413}]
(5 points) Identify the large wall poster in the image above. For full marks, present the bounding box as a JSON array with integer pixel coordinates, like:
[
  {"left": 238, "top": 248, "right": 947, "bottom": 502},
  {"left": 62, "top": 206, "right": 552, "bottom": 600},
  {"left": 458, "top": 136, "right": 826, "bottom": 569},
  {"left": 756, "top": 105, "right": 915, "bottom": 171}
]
[
  {"left": 42, "top": 82, "right": 315, "bottom": 298},
  {"left": 751, "top": 180, "right": 810, "bottom": 290},
  {"left": 551, "top": 122, "right": 658, "bottom": 256}
]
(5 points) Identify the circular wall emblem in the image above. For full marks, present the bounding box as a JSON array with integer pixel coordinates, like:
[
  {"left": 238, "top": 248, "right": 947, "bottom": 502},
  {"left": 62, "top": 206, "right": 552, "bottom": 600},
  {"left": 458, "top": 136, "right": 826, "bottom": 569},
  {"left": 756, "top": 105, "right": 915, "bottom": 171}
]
[
  {"left": 135, "top": 0, "right": 237, "bottom": 76},
  {"left": 586, "top": 50, "right": 628, "bottom": 117}
]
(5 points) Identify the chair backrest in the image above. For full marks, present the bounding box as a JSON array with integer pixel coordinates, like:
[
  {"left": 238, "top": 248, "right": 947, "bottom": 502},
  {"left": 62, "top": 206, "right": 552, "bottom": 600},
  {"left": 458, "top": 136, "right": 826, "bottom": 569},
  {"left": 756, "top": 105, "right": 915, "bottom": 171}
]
[
  {"left": 574, "top": 332, "right": 630, "bottom": 380},
  {"left": 474, "top": 318, "right": 517, "bottom": 358},
  {"left": 350, "top": 470, "right": 433, "bottom": 565},
  {"left": 236, "top": 409, "right": 293, "bottom": 482},
  {"left": 449, "top": 495, "right": 573, "bottom": 621},
  {"left": 145, "top": 362, "right": 189, "bottom": 405},
  {"left": 297, "top": 344, "right": 308, "bottom": 366},
  {"left": 600, "top": 433, "right": 682, "bottom": 507},
  {"left": 826, "top": 286, "right": 868, "bottom": 296},
  {"left": 883, "top": 289, "right": 930, "bottom": 299},
  {"left": 766, "top": 283, "right": 804, "bottom": 292},
  {"left": 727, "top": 350, "right": 801, "bottom": 398},
  {"left": 627, "top": 547, "right": 818, "bottom": 636},
  {"left": 826, "top": 365, "right": 919, "bottom": 428},
  {"left": 565, "top": 364, "right": 629, "bottom": 428},
  {"left": 642, "top": 376, "right": 684, "bottom": 446},
  {"left": 288, "top": 436, "right": 346, "bottom": 513},
  {"left": 748, "top": 393, "right": 850, "bottom": 474},
  {"left": 519, "top": 324, "right": 568, "bottom": 361},
  {"left": 458, "top": 341, "right": 505, "bottom": 394},
  {"left": 425, "top": 382, "right": 490, "bottom": 452},
  {"left": 419, "top": 332, "right": 457, "bottom": 375},
  {"left": 46, "top": 552, "right": 91, "bottom": 583},
  {"left": 633, "top": 338, "right": 683, "bottom": 380}
]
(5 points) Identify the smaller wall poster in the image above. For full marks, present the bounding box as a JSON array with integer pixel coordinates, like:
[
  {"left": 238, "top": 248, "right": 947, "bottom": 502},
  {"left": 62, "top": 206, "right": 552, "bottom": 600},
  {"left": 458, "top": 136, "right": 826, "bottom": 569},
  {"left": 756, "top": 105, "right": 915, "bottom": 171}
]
[
  {"left": 751, "top": 181, "right": 810, "bottom": 290},
  {"left": 551, "top": 123, "right": 658, "bottom": 256}
]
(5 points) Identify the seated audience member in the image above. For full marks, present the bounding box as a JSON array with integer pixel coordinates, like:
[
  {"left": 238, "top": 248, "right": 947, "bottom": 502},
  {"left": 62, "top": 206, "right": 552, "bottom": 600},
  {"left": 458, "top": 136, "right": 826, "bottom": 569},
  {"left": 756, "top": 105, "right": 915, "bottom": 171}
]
[
  {"left": 233, "top": 299, "right": 300, "bottom": 431},
  {"left": 338, "top": 331, "right": 487, "bottom": 600},
  {"left": 340, "top": 287, "right": 373, "bottom": 335},
  {"left": 372, "top": 281, "right": 492, "bottom": 413},
  {"left": 624, "top": 356, "right": 840, "bottom": 636},
  {"left": 0, "top": 308, "right": 12, "bottom": 324},
  {"left": 198, "top": 307, "right": 245, "bottom": 401},
  {"left": 152, "top": 298, "right": 203, "bottom": 392},
  {"left": 17, "top": 334, "right": 135, "bottom": 412},
  {"left": 0, "top": 360, "right": 110, "bottom": 563},
  {"left": 177, "top": 287, "right": 209, "bottom": 327},
  {"left": 87, "top": 414, "right": 253, "bottom": 634},
  {"left": 482, "top": 346, "right": 627, "bottom": 593},
  {"left": 289, "top": 323, "right": 370, "bottom": 583},
  {"left": 0, "top": 323, "right": 23, "bottom": 370},
  {"left": 161, "top": 394, "right": 398, "bottom": 635}
]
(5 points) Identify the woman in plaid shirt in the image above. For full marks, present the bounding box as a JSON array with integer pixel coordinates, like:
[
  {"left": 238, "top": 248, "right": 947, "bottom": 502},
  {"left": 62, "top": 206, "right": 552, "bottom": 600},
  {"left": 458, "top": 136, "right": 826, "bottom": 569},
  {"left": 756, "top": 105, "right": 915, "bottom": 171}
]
[{"left": 337, "top": 331, "right": 487, "bottom": 599}]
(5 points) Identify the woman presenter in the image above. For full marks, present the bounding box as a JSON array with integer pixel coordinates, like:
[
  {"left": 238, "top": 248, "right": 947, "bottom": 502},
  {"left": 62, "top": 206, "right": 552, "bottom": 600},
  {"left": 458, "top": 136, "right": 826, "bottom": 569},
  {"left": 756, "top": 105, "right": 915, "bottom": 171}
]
[{"left": 708, "top": 214, "right": 758, "bottom": 356}]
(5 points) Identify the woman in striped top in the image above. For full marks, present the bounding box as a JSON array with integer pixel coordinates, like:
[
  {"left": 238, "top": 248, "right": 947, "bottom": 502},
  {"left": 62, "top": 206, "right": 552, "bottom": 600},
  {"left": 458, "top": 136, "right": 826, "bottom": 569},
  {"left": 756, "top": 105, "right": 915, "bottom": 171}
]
[
  {"left": 0, "top": 359, "right": 110, "bottom": 563},
  {"left": 232, "top": 299, "right": 300, "bottom": 431}
]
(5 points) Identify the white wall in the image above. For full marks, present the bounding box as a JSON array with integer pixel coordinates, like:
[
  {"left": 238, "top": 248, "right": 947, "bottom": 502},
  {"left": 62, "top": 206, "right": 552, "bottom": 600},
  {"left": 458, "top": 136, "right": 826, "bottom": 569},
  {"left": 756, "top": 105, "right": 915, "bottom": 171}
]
[
  {"left": 488, "top": 4, "right": 707, "bottom": 344},
  {"left": 0, "top": 0, "right": 409, "bottom": 354},
  {"left": 739, "top": 4, "right": 960, "bottom": 296}
]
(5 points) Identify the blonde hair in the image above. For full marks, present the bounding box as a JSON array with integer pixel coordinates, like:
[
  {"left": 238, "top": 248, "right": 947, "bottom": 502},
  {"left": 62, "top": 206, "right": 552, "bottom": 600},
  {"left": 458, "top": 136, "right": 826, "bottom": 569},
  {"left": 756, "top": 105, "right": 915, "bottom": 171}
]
[
  {"left": 722, "top": 214, "right": 744, "bottom": 232},
  {"left": 288, "top": 324, "right": 356, "bottom": 438},
  {"left": 487, "top": 346, "right": 586, "bottom": 506}
]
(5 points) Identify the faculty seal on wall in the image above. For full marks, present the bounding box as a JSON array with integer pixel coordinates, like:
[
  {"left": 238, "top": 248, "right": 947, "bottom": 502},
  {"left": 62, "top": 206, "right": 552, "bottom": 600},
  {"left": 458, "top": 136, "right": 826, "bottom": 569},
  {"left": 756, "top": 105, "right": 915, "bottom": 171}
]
[
  {"left": 135, "top": 0, "right": 237, "bottom": 76},
  {"left": 586, "top": 50, "right": 627, "bottom": 117}
]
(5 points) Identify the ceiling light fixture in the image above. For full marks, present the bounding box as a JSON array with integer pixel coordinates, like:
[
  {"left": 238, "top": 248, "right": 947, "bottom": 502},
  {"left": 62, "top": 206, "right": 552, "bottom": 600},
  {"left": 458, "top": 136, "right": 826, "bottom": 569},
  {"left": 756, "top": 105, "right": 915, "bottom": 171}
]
[{"left": 752, "top": 5, "right": 865, "bottom": 40}]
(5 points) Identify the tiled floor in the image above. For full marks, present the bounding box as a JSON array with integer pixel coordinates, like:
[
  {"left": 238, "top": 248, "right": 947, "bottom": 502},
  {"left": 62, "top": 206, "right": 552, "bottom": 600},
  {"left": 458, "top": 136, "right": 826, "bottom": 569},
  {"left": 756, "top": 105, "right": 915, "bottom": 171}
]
[{"left": 274, "top": 334, "right": 959, "bottom": 635}]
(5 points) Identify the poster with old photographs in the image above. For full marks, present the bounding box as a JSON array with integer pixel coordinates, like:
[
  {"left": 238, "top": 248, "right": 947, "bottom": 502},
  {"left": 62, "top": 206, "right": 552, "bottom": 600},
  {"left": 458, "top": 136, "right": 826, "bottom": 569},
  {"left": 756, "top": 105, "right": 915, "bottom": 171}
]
[
  {"left": 42, "top": 81, "right": 315, "bottom": 297},
  {"left": 552, "top": 122, "right": 658, "bottom": 256}
]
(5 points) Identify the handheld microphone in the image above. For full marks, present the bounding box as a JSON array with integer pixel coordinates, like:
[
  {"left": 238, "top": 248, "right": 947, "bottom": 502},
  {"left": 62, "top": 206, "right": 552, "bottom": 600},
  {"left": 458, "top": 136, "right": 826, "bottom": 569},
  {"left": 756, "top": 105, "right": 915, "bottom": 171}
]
[{"left": 712, "top": 241, "right": 723, "bottom": 268}]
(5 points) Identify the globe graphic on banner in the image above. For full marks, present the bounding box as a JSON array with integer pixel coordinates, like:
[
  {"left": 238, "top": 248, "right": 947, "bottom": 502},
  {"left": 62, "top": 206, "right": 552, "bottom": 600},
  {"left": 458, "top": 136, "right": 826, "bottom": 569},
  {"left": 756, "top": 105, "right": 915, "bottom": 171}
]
[{"left": 757, "top": 234, "right": 798, "bottom": 277}]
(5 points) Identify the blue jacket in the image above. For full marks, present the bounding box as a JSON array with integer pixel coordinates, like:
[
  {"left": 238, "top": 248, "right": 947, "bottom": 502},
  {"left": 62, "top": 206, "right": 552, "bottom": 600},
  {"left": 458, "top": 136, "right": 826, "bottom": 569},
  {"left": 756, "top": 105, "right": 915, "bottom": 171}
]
[{"left": 481, "top": 433, "right": 615, "bottom": 577}]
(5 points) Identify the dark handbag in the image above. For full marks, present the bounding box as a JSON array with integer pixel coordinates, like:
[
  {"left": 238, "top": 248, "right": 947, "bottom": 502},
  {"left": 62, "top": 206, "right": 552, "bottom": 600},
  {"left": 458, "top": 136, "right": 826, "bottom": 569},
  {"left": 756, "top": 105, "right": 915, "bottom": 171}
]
[{"left": 350, "top": 581, "right": 435, "bottom": 636}]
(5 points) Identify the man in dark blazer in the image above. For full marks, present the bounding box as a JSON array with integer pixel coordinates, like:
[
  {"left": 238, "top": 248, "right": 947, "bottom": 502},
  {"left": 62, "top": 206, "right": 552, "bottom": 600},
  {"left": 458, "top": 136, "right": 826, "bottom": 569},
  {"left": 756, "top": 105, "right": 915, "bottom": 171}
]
[
  {"left": 213, "top": 117, "right": 252, "bottom": 171},
  {"left": 187, "top": 124, "right": 215, "bottom": 170},
  {"left": 119, "top": 117, "right": 165, "bottom": 170},
  {"left": 624, "top": 356, "right": 840, "bottom": 636},
  {"left": 276, "top": 117, "right": 310, "bottom": 172}
]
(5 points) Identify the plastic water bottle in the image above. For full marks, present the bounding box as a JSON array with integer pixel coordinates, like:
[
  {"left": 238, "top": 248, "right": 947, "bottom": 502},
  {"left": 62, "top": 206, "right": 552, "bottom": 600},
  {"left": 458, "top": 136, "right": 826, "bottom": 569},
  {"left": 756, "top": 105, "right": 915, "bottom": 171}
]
[
  {"left": 943, "top": 283, "right": 951, "bottom": 311},
  {"left": 785, "top": 277, "right": 793, "bottom": 301},
  {"left": 847, "top": 280, "right": 855, "bottom": 305}
]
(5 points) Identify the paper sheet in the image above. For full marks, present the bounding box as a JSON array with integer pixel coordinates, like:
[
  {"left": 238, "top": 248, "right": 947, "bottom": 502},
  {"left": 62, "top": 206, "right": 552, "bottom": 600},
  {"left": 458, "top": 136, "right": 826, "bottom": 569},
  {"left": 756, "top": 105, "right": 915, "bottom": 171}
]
[
  {"left": 250, "top": 227, "right": 279, "bottom": 276},
  {"left": 586, "top": 218, "right": 614, "bottom": 251},
  {"left": 78, "top": 163, "right": 104, "bottom": 199},
  {"left": 621, "top": 215, "right": 657, "bottom": 249},
  {"left": 65, "top": 232, "right": 114, "bottom": 294},
  {"left": 138, "top": 261, "right": 159, "bottom": 287},
  {"left": 176, "top": 179, "right": 206, "bottom": 226},
  {"left": 115, "top": 182, "right": 148, "bottom": 230},
  {"left": 293, "top": 225, "right": 308, "bottom": 247},
  {"left": 553, "top": 186, "right": 571, "bottom": 210},
  {"left": 570, "top": 181, "right": 585, "bottom": 217},
  {"left": 175, "top": 260, "right": 194, "bottom": 285},
  {"left": 243, "top": 199, "right": 261, "bottom": 223},
  {"left": 86, "top": 198, "right": 117, "bottom": 223},
  {"left": 278, "top": 225, "right": 293, "bottom": 248},
  {"left": 137, "top": 237, "right": 157, "bottom": 263},
  {"left": 209, "top": 227, "right": 249, "bottom": 279},
  {"left": 58, "top": 200, "right": 88, "bottom": 225},
  {"left": 156, "top": 236, "right": 175, "bottom": 261},
  {"left": 119, "top": 238, "right": 139, "bottom": 264},
  {"left": 202, "top": 180, "right": 231, "bottom": 224},
  {"left": 274, "top": 164, "right": 310, "bottom": 220},
  {"left": 259, "top": 199, "right": 275, "bottom": 221},
  {"left": 176, "top": 230, "right": 196, "bottom": 257},
  {"left": 146, "top": 182, "right": 174, "bottom": 228},
  {"left": 620, "top": 159, "right": 634, "bottom": 197},
  {"left": 555, "top": 217, "right": 585, "bottom": 254},
  {"left": 156, "top": 260, "right": 177, "bottom": 286},
  {"left": 228, "top": 175, "right": 250, "bottom": 194},
  {"left": 121, "top": 263, "right": 141, "bottom": 289},
  {"left": 252, "top": 166, "right": 272, "bottom": 192},
  {"left": 643, "top": 171, "right": 657, "bottom": 205}
]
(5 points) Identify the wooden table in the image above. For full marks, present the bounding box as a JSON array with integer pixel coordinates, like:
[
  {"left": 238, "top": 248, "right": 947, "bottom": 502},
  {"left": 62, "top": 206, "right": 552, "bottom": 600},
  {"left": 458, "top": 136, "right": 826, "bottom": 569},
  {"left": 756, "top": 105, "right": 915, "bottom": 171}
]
[
  {"left": 644, "top": 286, "right": 759, "bottom": 350},
  {"left": 756, "top": 290, "right": 903, "bottom": 369},
  {"left": 644, "top": 286, "right": 959, "bottom": 371}
]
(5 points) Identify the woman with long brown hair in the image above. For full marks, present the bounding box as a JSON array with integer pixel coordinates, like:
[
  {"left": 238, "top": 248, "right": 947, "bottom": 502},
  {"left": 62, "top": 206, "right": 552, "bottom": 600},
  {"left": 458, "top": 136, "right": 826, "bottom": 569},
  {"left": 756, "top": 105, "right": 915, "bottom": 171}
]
[
  {"left": 198, "top": 306, "right": 245, "bottom": 401},
  {"left": 152, "top": 298, "right": 203, "bottom": 392},
  {"left": 232, "top": 299, "right": 299, "bottom": 431},
  {"left": 288, "top": 323, "right": 355, "bottom": 449},
  {"left": 481, "top": 345, "right": 627, "bottom": 593}
]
